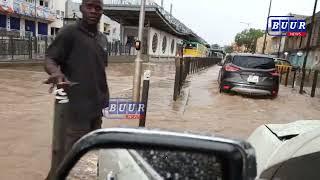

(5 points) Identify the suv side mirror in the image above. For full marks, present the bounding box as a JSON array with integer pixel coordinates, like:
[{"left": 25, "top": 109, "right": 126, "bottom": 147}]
[{"left": 54, "top": 128, "right": 257, "bottom": 180}]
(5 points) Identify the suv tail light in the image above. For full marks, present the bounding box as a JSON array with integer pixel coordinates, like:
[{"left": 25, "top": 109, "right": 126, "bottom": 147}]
[
  {"left": 269, "top": 70, "right": 279, "bottom": 76},
  {"left": 225, "top": 65, "right": 240, "bottom": 72}
]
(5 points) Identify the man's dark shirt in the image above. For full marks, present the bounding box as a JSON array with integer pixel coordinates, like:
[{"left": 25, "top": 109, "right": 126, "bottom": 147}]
[{"left": 46, "top": 21, "right": 109, "bottom": 121}]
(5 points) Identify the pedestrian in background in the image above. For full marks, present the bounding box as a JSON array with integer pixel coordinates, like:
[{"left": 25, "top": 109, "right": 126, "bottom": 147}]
[{"left": 44, "top": 0, "right": 109, "bottom": 179}]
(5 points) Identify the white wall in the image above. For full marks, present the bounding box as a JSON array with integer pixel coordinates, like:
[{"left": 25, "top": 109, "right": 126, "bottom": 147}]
[
  {"left": 50, "top": 0, "right": 67, "bottom": 29},
  {"left": 20, "top": 19, "right": 25, "bottom": 36},
  {"left": 148, "top": 27, "right": 182, "bottom": 58},
  {"left": 100, "top": 15, "right": 120, "bottom": 41},
  {"left": 65, "top": 0, "right": 120, "bottom": 41}
]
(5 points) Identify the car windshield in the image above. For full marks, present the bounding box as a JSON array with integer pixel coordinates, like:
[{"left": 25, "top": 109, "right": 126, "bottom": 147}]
[{"left": 232, "top": 56, "right": 275, "bottom": 69}]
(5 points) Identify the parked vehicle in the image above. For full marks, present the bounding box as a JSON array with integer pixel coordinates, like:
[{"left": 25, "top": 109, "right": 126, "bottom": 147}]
[
  {"left": 218, "top": 53, "right": 279, "bottom": 98},
  {"left": 183, "top": 41, "right": 209, "bottom": 58},
  {"left": 274, "top": 58, "right": 300, "bottom": 72}
]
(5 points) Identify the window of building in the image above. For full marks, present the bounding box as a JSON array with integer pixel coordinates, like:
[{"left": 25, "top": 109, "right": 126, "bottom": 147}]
[
  {"left": 10, "top": 17, "right": 20, "bottom": 30},
  {"left": 40, "top": 0, "right": 44, "bottom": 6},
  {"left": 152, "top": 33, "right": 158, "bottom": 53},
  {"left": 51, "top": 27, "right": 54, "bottom": 36},
  {"left": 103, "top": 23, "right": 110, "bottom": 33},
  {"left": 171, "top": 39, "right": 175, "bottom": 54},
  {"left": 45, "top": 1, "right": 48, "bottom": 7},
  {"left": 0, "top": 14, "right": 6, "bottom": 28},
  {"left": 25, "top": 20, "right": 36, "bottom": 36},
  {"left": 61, "top": 11, "right": 64, "bottom": 18},
  {"left": 56, "top": 10, "right": 60, "bottom": 15},
  {"left": 26, "top": 0, "right": 35, "bottom": 3},
  {"left": 162, "top": 36, "right": 167, "bottom": 53},
  {"left": 38, "top": 22, "right": 48, "bottom": 35}
]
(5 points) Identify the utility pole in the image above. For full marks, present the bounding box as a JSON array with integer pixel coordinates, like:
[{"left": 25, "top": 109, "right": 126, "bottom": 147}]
[
  {"left": 35, "top": 0, "right": 37, "bottom": 27},
  {"left": 277, "top": 37, "right": 282, "bottom": 58},
  {"left": 132, "top": 0, "right": 146, "bottom": 102},
  {"left": 300, "top": 0, "right": 318, "bottom": 94},
  {"left": 262, "top": 0, "right": 272, "bottom": 54}
]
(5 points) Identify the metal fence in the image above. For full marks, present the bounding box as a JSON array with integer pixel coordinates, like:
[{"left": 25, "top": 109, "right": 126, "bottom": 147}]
[
  {"left": 278, "top": 67, "right": 320, "bottom": 98},
  {"left": 173, "top": 57, "right": 222, "bottom": 101},
  {"left": 0, "top": 34, "right": 143, "bottom": 61},
  {"left": 107, "top": 42, "right": 148, "bottom": 56},
  {"left": 0, "top": 35, "right": 54, "bottom": 61}
]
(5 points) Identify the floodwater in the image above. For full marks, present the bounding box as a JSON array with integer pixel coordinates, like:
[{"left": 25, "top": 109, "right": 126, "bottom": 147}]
[{"left": 1, "top": 62, "right": 320, "bottom": 180}]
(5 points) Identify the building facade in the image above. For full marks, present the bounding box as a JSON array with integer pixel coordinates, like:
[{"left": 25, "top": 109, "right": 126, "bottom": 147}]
[
  {"left": 50, "top": 0, "right": 66, "bottom": 36},
  {"left": 282, "top": 13, "right": 320, "bottom": 69},
  {"left": 256, "top": 35, "right": 285, "bottom": 56},
  {"left": 0, "top": 0, "right": 58, "bottom": 37},
  {"left": 0, "top": 0, "right": 120, "bottom": 39},
  {"left": 254, "top": 13, "right": 320, "bottom": 69},
  {"left": 231, "top": 42, "right": 246, "bottom": 53},
  {"left": 65, "top": 0, "right": 120, "bottom": 42}
]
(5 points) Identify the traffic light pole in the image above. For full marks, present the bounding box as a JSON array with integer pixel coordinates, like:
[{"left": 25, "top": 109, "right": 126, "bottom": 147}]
[
  {"left": 133, "top": 0, "right": 146, "bottom": 102},
  {"left": 262, "top": 0, "right": 272, "bottom": 54}
]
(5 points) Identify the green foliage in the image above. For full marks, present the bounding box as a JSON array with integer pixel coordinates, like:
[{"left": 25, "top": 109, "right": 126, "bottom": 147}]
[
  {"left": 235, "top": 28, "right": 264, "bottom": 53},
  {"left": 224, "top": 46, "right": 233, "bottom": 53}
]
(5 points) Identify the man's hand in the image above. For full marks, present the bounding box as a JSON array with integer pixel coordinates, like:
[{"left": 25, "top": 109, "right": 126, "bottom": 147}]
[
  {"left": 44, "top": 57, "right": 71, "bottom": 93},
  {"left": 44, "top": 71, "right": 70, "bottom": 85},
  {"left": 44, "top": 71, "right": 71, "bottom": 93}
]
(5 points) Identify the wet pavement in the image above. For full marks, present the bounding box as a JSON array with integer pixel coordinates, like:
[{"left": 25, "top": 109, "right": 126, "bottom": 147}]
[{"left": 1, "top": 62, "right": 320, "bottom": 180}]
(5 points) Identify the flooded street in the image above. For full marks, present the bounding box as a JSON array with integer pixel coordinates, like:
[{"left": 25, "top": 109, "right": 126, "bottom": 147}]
[{"left": 1, "top": 62, "right": 320, "bottom": 179}]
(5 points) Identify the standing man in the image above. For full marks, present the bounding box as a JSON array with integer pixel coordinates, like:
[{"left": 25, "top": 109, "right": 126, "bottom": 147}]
[{"left": 44, "top": 0, "right": 109, "bottom": 179}]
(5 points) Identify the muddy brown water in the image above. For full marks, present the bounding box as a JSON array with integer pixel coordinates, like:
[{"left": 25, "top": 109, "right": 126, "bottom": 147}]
[{"left": 1, "top": 63, "right": 320, "bottom": 180}]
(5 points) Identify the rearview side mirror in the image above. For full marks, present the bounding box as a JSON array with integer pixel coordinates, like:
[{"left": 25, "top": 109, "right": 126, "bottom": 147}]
[{"left": 54, "top": 128, "right": 257, "bottom": 180}]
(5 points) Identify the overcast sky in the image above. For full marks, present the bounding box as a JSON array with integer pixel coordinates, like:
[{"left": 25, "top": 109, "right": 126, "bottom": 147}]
[{"left": 152, "top": 0, "right": 319, "bottom": 46}]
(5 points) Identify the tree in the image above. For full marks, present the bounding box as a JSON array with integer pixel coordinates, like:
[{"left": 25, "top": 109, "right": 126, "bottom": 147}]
[
  {"left": 235, "top": 28, "right": 264, "bottom": 53},
  {"left": 224, "top": 45, "right": 233, "bottom": 53}
]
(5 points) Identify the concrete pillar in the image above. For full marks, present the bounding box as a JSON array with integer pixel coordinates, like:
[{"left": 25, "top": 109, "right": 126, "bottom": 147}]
[
  {"left": 146, "top": 26, "right": 152, "bottom": 62},
  {"left": 120, "top": 20, "right": 125, "bottom": 44},
  {"left": 21, "top": 19, "right": 25, "bottom": 37},
  {"left": 35, "top": 20, "right": 38, "bottom": 36}
]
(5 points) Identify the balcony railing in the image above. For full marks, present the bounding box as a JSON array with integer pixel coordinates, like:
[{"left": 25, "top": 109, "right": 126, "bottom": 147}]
[{"left": 105, "top": 0, "right": 194, "bottom": 35}]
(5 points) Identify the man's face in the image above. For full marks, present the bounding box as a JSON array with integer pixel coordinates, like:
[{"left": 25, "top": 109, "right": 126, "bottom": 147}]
[{"left": 80, "top": 0, "right": 103, "bottom": 25}]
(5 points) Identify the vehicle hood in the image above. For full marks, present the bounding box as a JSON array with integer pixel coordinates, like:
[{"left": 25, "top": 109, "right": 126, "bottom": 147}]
[
  {"left": 265, "top": 120, "right": 320, "bottom": 140},
  {"left": 248, "top": 120, "right": 320, "bottom": 178}
]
